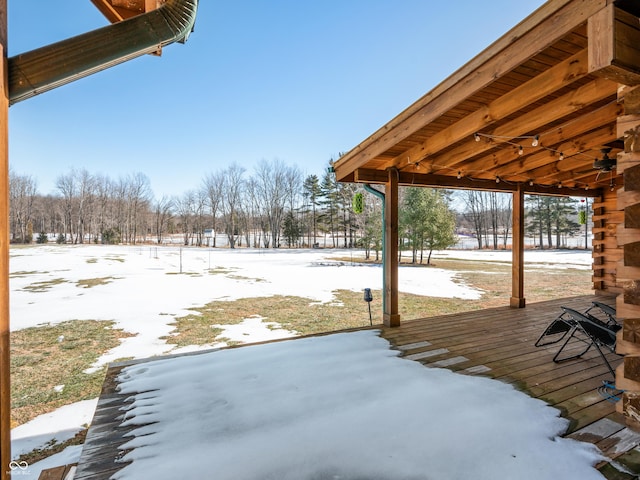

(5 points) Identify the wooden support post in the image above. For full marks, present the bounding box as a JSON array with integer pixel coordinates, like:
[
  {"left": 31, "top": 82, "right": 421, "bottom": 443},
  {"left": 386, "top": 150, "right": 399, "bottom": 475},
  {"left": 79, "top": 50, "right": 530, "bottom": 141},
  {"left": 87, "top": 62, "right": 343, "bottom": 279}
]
[
  {"left": 510, "top": 184, "right": 526, "bottom": 308},
  {"left": 0, "top": 2, "right": 9, "bottom": 478},
  {"left": 384, "top": 168, "right": 400, "bottom": 327}
]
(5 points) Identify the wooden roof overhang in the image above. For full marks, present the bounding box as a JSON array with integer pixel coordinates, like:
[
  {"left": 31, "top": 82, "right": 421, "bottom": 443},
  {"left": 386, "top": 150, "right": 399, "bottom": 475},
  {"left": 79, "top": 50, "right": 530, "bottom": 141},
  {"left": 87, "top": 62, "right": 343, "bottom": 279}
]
[
  {"left": 333, "top": 0, "right": 640, "bottom": 197},
  {"left": 91, "top": 0, "right": 164, "bottom": 23}
]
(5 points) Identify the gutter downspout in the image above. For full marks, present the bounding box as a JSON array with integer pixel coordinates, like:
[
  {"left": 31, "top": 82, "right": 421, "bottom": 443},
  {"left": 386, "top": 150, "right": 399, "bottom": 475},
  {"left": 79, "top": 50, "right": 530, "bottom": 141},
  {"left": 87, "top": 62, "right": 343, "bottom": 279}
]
[
  {"left": 364, "top": 184, "right": 386, "bottom": 316},
  {"left": 8, "top": 0, "right": 198, "bottom": 105}
]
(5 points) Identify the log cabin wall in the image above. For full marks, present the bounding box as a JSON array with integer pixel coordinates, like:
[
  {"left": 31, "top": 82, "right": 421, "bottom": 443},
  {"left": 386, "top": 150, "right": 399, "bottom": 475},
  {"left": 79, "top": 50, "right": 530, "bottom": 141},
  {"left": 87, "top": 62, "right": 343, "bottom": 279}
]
[
  {"left": 615, "top": 90, "right": 640, "bottom": 422},
  {"left": 593, "top": 186, "right": 624, "bottom": 293}
]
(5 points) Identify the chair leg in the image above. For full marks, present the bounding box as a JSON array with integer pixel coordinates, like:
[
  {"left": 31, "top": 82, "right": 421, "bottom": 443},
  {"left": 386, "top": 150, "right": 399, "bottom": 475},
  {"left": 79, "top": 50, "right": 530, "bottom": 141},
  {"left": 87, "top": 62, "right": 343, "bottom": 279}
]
[
  {"left": 591, "top": 342, "right": 616, "bottom": 379},
  {"left": 552, "top": 329, "right": 592, "bottom": 363}
]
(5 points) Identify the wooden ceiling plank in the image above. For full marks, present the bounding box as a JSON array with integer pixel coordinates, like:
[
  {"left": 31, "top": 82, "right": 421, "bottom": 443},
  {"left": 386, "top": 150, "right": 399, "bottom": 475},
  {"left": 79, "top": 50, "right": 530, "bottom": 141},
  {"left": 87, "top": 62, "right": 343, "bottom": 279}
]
[
  {"left": 334, "top": 0, "right": 607, "bottom": 181},
  {"left": 385, "top": 49, "right": 590, "bottom": 170},
  {"left": 425, "top": 77, "right": 618, "bottom": 174}
]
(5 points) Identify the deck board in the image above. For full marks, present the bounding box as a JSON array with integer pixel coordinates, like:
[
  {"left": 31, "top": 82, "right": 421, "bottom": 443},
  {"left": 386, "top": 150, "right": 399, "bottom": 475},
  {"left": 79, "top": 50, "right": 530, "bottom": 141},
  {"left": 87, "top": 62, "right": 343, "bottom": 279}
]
[
  {"left": 379, "top": 294, "right": 640, "bottom": 477},
  {"left": 73, "top": 294, "right": 638, "bottom": 478}
]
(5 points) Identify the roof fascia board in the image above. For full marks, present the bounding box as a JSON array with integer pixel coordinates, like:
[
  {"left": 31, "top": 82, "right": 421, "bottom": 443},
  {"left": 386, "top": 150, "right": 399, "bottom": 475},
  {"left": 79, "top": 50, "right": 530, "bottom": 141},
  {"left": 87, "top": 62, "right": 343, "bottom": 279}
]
[{"left": 353, "top": 168, "right": 602, "bottom": 197}]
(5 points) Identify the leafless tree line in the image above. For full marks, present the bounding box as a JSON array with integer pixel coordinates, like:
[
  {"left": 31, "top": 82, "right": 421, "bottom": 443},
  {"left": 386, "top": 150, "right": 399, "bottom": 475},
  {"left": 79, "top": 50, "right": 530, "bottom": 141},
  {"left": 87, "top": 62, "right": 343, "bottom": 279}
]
[
  {"left": 458, "top": 190, "right": 586, "bottom": 249},
  {"left": 10, "top": 168, "right": 156, "bottom": 244},
  {"left": 10, "top": 165, "right": 587, "bottom": 252},
  {"left": 9, "top": 159, "right": 367, "bottom": 248}
]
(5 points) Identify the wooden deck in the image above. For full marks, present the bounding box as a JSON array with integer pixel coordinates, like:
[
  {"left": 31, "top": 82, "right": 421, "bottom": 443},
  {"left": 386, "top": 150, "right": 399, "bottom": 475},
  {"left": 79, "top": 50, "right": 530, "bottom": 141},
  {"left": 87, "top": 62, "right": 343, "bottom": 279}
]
[
  {"left": 68, "top": 294, "right": 640, "bottom": 479},
  {"left": 381, "top": 294, "right": 640, "bottom": 477}
]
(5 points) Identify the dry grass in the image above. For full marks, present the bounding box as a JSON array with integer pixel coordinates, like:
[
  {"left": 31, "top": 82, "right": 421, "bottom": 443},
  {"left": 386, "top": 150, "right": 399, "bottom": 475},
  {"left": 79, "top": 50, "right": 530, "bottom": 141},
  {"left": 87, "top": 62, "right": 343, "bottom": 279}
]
[
  {"left": 11, "top": 320, "right": 132, "bottom": 426},
  {"left": 166, "top": 257, "right": 592, "bottom": 346},
  {"left": 10, "top": 271, "right": 41, "bottom": 278},
  {"left": 76, "top": 277, "right": 118, "bottom": 289},
  {"left": 22, "top": 278, "right": 68, "bottom": 292}
]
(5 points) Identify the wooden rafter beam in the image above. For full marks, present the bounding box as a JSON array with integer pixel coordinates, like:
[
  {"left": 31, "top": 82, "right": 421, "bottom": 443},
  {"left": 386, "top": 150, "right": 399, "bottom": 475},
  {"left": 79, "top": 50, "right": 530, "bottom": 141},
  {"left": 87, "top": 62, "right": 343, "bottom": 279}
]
[
  {"left": 384, "top": 49, "right": 592, "bottom": 170},
  {"left": 520, "top": 128, "right": 617, "bottom": 178},
  {"left": 453, "top": 123, "right": 618, "bottom": 185},
  {"left": 420, "top": 108, "right": 619, "bottom": 184},
  {"left": 423, "top": 77, "right": 618, "bottom": 174},
  {"left": 467, "top": 104, "right": 622, "bottom": 179}
]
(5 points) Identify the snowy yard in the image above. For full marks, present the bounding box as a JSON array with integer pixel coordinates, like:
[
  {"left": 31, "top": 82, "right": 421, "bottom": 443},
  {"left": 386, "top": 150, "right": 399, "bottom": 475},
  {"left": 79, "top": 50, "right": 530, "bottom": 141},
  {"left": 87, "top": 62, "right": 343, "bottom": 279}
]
[
  {"left": 8, "top": 244, "right": 600, "bottom": 479},
  {"left": 111, "top": 331, "right": 603, "bottom": 480}
]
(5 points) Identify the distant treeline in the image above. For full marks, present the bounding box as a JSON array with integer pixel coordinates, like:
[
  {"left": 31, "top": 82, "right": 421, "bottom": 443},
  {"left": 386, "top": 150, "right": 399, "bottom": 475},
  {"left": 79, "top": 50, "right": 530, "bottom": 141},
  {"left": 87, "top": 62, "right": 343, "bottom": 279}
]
[{"left": 9, "top": 159, "right": 589, "bottom": 256}]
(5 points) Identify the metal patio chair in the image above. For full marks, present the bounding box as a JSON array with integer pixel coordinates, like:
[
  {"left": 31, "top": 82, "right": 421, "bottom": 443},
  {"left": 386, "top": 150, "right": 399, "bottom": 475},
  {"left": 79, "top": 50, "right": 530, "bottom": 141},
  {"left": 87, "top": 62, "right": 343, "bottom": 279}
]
[
  {"left": 551, "top": 306, "right": 621, "bottom": 379},
  {"left": 534, "top": 301, "right": 618, "bottom": 348}
]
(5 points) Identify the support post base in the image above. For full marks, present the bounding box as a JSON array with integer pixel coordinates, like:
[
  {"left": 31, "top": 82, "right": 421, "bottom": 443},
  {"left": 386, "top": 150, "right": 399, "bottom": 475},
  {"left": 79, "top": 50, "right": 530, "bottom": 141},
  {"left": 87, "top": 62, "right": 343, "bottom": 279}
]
[
  {"left": 384, "top": 313, "right": 401, "bottom": 327},
  {"left": 510, "top": 297, "right": 526, "bottom": 308}
]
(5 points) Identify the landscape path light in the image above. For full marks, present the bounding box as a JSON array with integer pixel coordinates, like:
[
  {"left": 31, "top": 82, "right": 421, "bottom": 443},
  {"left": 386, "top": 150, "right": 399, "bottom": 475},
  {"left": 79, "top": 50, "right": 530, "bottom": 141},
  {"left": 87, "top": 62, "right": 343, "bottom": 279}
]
[{"left": 364, "top": 288, "right": 373, "bottom": 326}]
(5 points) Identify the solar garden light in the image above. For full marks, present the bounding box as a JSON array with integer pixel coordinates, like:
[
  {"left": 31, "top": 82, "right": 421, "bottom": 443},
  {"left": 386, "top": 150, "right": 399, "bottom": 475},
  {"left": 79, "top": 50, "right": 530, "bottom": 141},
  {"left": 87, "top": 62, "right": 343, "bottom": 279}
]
[{"left": 364, "top": 288, "right": 373, "bottom": 325}]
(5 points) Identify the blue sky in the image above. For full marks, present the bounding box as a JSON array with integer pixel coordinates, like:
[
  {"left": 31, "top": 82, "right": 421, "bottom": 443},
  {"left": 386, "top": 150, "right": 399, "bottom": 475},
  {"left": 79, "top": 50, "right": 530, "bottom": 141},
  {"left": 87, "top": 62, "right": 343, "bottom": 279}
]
[{"left": 8, "top": 0, "right": 546, "bottom": 198}]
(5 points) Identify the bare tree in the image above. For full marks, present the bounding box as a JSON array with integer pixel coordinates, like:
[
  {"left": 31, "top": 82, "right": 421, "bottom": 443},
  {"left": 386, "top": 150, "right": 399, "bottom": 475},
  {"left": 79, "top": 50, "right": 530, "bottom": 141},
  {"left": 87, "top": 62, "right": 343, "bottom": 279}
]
[
  {"left": 93, "top": 174, "right": 114, "bottom": 242},
  {"left": 75, "top": 169, "right": 95, "bottom": 243},
  {"left": 9, "top": 170, "right": 37, "bottom": 243},
  {"left": 193, "top": 189, "right": 207, "bottom": 246},
  {"left": 253, "top": 159, "right": 288, "bottom": 248},
  {"left": 244, "top": 179, "right": 262, "bottom": 247},
  {"left": 125, "top": 172, "right": 152, "bottom": 244},
  {"left": 202, "top": 171, "right": 224, "bottom": 247},
  {"left": 499, "top": 194, "right": 512, "bottom": 248},
  {"left": 56, "top": 171, "right": 77, "bottom": 243},
  {"left": 461, "top": 190, "right": 486, "bottom": 249},
  {"left": 221, "top": 164, "right": 245, "bottom": 248},
  {"left": 175, "top": 190, "right": 196, "bottom": 245},
  {"left": 153, "top": 196, "right": 173, "bottom": 244}
]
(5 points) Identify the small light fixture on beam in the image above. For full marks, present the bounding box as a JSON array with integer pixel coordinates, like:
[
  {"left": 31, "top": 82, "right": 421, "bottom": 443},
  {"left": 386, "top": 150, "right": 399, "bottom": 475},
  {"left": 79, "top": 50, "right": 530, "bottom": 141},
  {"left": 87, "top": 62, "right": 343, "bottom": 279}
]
[
  {"left": 532, "top": 135, "right": 539, "bottom": 147},
  {"left": 457, "top": 171, "right": 462, "bottom": 179},
  {"left": 518, "top": 145, "right": 524, "bottom": 156},
  {"left": 559, "top": 152, "right": 564, "bottom": 161},
  {"left": 496, "top": 177, "right": 501, "bottom": 184},
  {"left": 474, "top": 133, "right": 481, "bottom": 142},
  {"left": 529, "top": 180, "right": 534, "bottom": 187}
]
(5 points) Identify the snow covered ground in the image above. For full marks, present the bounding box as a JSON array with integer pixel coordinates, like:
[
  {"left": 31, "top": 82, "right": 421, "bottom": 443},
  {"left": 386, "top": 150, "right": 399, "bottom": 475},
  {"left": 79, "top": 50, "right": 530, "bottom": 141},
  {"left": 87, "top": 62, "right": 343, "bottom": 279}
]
[{"left": 8, "top": 244, "right": 598, "bottom": 479}]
